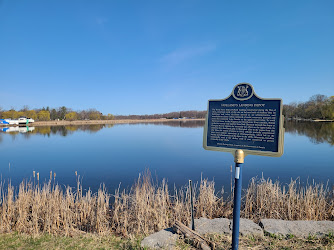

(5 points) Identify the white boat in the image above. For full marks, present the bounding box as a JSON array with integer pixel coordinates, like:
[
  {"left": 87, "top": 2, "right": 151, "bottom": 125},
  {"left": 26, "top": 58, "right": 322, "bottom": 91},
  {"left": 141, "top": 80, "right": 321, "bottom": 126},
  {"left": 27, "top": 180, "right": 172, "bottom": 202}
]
[
  {"left": 0, "top": 119, "right": 9, "bottom": 125},
  {"left": 3, "top": 119, "right": 19, "bottom": 125},
  {"left": 4, "top": 117, "right": 35, "bottom": 125}
]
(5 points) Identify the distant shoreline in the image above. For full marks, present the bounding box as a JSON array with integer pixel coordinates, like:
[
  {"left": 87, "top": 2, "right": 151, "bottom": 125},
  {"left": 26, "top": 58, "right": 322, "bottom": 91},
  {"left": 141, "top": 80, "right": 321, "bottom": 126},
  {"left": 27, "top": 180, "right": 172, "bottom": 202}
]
[
  {"left": 287, "top": 118, "right": 334, "bottom": 122},
  {"left": 312, "top": 119, "right": 334, "bottom": 122},
  {"left": 1, "top": 117, "right": 333, "bottom": 127},
  {"left": 0, "top": 118, "right": 205, "bottom": 127}
]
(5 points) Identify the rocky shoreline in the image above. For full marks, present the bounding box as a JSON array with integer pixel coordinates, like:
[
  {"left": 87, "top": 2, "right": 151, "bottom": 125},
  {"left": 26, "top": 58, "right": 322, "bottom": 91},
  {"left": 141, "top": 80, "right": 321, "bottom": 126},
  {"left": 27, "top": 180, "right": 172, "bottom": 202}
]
[{"left": 141, "top": 217, "right": 334, "bottom": 249}]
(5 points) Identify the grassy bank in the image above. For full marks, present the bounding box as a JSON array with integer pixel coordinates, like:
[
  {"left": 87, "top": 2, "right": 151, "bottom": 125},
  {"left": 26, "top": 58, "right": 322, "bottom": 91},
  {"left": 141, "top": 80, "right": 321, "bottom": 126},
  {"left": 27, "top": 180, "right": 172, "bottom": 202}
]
[
  {"left": 197, "top": 233, "right": 334, "bottom": 249},
  {"left": 0, "top": 170, "right": 333, "bottom": 238},
  {"left": 0, "top": 232, "right": 333, "bottom": 249},
  {"left": 0, "top": 233, "right": 142, "bottom": 249}
]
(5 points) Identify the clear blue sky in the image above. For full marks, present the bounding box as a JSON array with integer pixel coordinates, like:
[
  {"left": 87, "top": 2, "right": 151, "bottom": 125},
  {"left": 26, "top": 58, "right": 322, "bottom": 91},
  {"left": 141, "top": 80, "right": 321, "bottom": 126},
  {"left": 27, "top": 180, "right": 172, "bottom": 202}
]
[{"left": 0, "top": 0, "right": 333, "bottom": 115}]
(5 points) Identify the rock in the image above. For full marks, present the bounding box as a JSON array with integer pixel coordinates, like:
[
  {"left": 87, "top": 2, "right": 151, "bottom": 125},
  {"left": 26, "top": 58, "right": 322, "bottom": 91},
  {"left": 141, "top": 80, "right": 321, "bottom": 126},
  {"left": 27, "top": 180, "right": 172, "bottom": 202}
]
[
  {"left": 193, "top": 217, "right": 263, "bottom": 237},
  {"left": 193, "top": 217, "right": 231, "bottom": 235},
  {"left": 237, "top": 219, "right": 264, "bottom": 237},
  {"left": 260, "top": 219, "right": 334, "bottom": 238},
  {"left": 141, "top": 228, "right": 179, "bottom": 249},
  {"left": 141, "top": 218, "right": 334, "bottom": 248}
]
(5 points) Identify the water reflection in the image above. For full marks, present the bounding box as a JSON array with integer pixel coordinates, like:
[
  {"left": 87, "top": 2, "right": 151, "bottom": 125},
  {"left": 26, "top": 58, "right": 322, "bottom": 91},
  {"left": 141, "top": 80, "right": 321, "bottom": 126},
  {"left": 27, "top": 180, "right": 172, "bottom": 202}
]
[
  {"left": 0, "top": 120, "right": 333, "bottom": 146},
  {"left": 285, "top": 121, "right": 334, "bottom": 146},
  {"left": 1, "top": 126, "right": 35, "bottom": 133},
  {"left": 0, "top": 124, "right": 110, "bottom": 137},
  {"left": 127, "top": 120, "right": 205, "bottom": 128},
  {"left": 1, "top": 120, "right": 333, "bottom": 194}
]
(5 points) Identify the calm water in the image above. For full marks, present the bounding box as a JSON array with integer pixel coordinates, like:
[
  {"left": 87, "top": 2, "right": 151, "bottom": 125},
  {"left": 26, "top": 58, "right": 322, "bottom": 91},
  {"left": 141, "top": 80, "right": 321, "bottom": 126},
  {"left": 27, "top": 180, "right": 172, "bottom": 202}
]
[{"left": 0, "top": 121, "right": 333, "bottom": 193}]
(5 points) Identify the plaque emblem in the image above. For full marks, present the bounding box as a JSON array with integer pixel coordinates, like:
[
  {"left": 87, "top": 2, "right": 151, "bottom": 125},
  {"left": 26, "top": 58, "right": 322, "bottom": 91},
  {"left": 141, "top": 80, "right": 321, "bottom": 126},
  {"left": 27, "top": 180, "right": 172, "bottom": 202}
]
[
  {"left": 237, "top": 86, "right": 248, "bottom": 97},
  {"left": 232, "top": 83, "right": 254, "bottom": 101}
]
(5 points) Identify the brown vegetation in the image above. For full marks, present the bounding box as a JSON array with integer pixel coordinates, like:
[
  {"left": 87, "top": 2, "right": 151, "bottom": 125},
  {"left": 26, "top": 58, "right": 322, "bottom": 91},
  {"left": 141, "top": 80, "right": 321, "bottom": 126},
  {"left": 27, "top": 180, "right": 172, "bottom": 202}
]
[{"left": 0, "top": 171, "right": 333, "bottom": 237}]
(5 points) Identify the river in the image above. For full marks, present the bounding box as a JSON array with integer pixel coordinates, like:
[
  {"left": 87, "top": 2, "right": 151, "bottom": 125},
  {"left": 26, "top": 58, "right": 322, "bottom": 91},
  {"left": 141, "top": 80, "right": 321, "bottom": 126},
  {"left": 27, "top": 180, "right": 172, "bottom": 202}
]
[{"left": 0, "top": 121, "right": 333, "bottom": 193}]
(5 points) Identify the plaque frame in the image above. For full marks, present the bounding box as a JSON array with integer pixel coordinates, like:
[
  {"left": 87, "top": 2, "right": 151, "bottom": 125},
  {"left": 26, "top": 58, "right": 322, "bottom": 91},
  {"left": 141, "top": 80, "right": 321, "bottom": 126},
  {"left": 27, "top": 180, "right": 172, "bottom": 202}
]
[{"left": 203, "top": 83, "right": 284, "bottom": 157}]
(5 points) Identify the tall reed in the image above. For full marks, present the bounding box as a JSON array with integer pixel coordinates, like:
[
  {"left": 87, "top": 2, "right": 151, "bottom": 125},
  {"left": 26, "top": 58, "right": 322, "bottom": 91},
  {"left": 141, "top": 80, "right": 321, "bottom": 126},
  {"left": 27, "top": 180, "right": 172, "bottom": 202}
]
[
  {"left": 0, "top": 171, "right": 333, "bottom": 236},
  {"left": 243, "top": 177, "right": 334, "bottom": 222}
]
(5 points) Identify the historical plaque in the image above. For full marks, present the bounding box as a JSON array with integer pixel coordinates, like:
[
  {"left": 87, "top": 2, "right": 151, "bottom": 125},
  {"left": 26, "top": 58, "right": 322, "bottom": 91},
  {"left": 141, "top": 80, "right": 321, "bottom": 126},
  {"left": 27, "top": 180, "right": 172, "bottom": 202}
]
[{"left": 203, "top": 83, "right": 284, "bottom": 157}]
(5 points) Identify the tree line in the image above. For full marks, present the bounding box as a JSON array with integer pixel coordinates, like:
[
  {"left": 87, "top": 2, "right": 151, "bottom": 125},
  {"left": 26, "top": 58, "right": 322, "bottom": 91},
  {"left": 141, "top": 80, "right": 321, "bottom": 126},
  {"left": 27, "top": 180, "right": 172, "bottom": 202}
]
[
  {"left": 0, "top": 94, "right": 333, "bottom": 122},
  {"left": 0, "top": 106, "right": 114, "bottom": 121},
  {"left": 114, "top": 110, "right": 207, "bottom": 120},
  {"left": 0, "top": 107, "right": 206, "bottom": 121},
  {"left": 283, "top": 95, "right": 334, "bottom": 120}
]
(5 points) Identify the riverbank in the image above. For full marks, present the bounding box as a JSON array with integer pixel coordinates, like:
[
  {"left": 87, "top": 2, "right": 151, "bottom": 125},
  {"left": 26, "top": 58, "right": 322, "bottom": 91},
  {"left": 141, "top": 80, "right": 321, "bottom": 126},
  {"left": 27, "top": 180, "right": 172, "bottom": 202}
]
[
  {"left": 287, "top": 117, "right": 334, "bottom": 122},
  {"left": 0, "top": 233, "right": 143, "bottom": 249},
  {"left": 1, "top": 117, "right": 333, "bottom": 127},
  {"left": 0, "top": 118, "right": 205, "bottom": 127},
  {"left": 0, "top": 171, "right": 332, "bottom": 237},
  {"left": 313, "top": 119, "right": 334, "bottom": 122},
  {"left": 142, "top": 217, "right": 334, "bottom": 249},
  {"left": 0, "top": 231, "right": 332, "bottom": 249},
  {"left": 0, "top": 171, "right": 333, "bottom": 249}
]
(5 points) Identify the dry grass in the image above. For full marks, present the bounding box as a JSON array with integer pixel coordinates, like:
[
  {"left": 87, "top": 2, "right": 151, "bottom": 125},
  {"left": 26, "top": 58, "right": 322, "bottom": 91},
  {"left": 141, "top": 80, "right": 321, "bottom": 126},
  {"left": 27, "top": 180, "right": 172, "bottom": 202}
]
[
  {"left": 0, "top": 170, "right": 333, "bottom": 237},
  {"left": 243, "top": 177, "right": 334, "bottom": 222}
]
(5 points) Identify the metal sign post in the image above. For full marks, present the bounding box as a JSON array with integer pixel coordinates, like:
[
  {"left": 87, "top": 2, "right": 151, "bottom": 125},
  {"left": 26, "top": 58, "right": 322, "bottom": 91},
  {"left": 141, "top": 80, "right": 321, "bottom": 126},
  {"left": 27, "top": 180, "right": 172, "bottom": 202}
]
[
  {"left": 232, "top": 149, "right": 244, "bottom": 249},
  {"left": 203, "top": 83, "right": 284, "bottom": 249}
]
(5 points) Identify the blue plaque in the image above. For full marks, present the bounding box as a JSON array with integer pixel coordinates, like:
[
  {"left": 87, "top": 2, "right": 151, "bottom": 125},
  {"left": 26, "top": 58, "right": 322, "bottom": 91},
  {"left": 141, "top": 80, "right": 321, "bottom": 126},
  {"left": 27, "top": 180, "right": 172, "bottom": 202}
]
[{"left": 203, "top": 83, "right": 284, "bottom": 157}]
